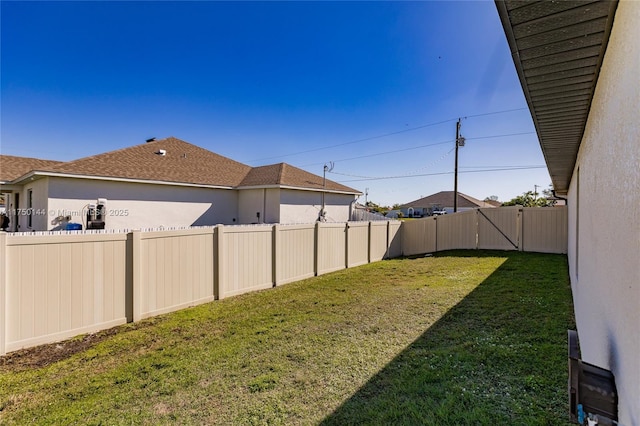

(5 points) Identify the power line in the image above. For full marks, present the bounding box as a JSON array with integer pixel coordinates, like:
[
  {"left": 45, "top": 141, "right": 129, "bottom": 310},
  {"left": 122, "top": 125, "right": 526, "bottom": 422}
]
[
  {"left": 463, "top": 107, "right": 528, "bottom": 119},
  {"left": 246, "top": 107, "right": 529, "bottom": 163},
  {"left": 300, "top": 131, "right": 535, "bottom": 167},
  {"left": 467, "top": 131, "right": 534, "bottom": 141},
  {"left": 247, "top": 118, "right": 455, "bottom": 163},
  {"left": 331, "top": 165, "right": 547, "bottom": 183},
  {"left": 300, "top": 140, "right": 452, "bottom": 167},
  {"left": 461, "top": 165, "right": 542, "bottom": 169}
]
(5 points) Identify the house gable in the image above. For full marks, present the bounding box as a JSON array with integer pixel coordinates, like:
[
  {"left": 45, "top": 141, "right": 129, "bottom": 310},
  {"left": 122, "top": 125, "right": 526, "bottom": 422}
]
[{"left": 238, "top": 163, "right": 360, "bottom": 195}]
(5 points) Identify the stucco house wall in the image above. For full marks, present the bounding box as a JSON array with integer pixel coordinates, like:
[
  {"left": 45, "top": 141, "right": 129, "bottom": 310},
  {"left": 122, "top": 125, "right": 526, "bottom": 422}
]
[
  {"left": 6, "top": 178, "right": 359, "bottom": 230},
  {"left": 10, "top": 178, "right": 49, "bottom": 232},
  {"left": 238, "top": 188, "right": 280, "bottom": 224},
  {"left": 279, "top": 189, "right": 353, "bottom": 224},
  {"left": 235, "top": 163, "right": 359, "bottom": 225},
  {"left": 46, "top": 177, "right": 239, "bottom": 230},
  {"left": 265, "top": 189, "right": 280, "bottom": 223},
  {"left": 238, "top": 189, "right": 264, "bottom": 224},
  {"left": 567, "top": 1, "right": 640, "bottom": 421}
]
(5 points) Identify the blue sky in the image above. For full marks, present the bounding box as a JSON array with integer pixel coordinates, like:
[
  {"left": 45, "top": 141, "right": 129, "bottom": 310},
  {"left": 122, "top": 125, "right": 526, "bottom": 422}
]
[{"left": 1, "top": 1, "right": 551, "bottom": 206}]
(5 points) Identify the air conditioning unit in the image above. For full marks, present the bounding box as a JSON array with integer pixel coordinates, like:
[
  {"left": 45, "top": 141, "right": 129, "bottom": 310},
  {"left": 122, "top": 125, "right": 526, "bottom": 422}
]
[
  {"left": 86, "top": 199, "right": 107, "bottom": 230},
  {"left": 568, "top": 330, "right": 618, "bottom": 425}
]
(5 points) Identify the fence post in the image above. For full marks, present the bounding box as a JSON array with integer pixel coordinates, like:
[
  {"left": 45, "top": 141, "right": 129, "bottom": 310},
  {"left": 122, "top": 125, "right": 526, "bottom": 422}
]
[
  {"left": 475, "top": 209, "right": 480, "bottom": 250},
  {"left": 0, "top": 232, "right": 6, "bottom": 356},
  {"left": 345, "top": 222, "right": 350, "bottom": 268},
  {"left": 216, "top": 225, "right": 225, "bottom": 299},
  {"left": 433, "top": 216, "right": 439, "bottom": 252},
  {"left": 518, "top": 208, "right": 524, "bottom": 251},
  {"left": 314, "top": 222, "right": 320, "bottom": 276},
  {"left": 272, "top": 224, "right": 279, "bottom": 286},
  {"left": 132, "top": 230, "right": 142, "bottom": 322},
  {"left": 384, "top": 221, "right": 390, "bottom": 259},
  {"left": 367, "top": 221, "right": 372, "bottom": 263}
]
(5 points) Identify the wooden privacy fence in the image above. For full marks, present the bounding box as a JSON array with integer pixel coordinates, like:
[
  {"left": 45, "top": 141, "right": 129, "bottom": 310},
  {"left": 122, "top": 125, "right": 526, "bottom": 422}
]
[
  {"left": 402, "top": 206, "right": 568, "bottom": 256},
  {"left": 0, "top": 221, "right": 402, "bottom": 355},
  {"left": 0, "top": 208, "right": 565, "bottom": 356}
]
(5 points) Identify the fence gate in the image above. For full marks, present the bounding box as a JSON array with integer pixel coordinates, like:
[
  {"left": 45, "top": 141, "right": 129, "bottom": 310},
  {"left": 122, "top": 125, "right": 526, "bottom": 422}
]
[{"left": 477, "top": 207, "right": 520, "bottom": 250}]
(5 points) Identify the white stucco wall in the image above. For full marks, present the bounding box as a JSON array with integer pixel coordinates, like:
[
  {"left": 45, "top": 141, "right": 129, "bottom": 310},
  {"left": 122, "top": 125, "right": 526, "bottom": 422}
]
[
  {"left": 266, "top": 189, "right": 280, "bottom": 223},
  {"left": 279, "top": 189, "right": 354, "bottom": 224},
  {"left": 46, "top": 177, "right": 239, "bottom": 230},
  {"left": 237, "top": 188, "right": 280, "bottom": 224},
  {"left": 238, "top": 189, "right": 264, "bottom": 224},
  {"left": 9, "top": 176, "right": 357, "bottom": 230},
  {"left": 24, "top": 178, "right": 50, "bottom": 231},
  {"left": 567, "top": 2, "right": 640, "bottom": 422},
  {"left": 9, "top": 177, "right": 49, "bottom": 232}
]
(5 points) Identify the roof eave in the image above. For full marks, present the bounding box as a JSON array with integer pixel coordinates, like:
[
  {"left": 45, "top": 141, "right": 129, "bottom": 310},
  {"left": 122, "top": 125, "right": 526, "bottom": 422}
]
[
  {"left": 237, "top": 184, "right": 361, "bottom": 196},
  {"left": 10, "top": 171, "right": 235, "bottom": 190},
  {"left": 495, "top": 0, "right": 619, "bottom": 194}
]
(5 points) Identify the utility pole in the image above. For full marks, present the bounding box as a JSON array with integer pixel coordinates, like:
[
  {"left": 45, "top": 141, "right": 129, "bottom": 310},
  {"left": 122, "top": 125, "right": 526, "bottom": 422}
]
[
  {"left": 321, "top": 162, "right": 334, "bottom": 221},
  {"left": 454, "top": 118, "right": 461, "bottom": 213},
  {"left": 534, "top": 184, "right": 540, "bottom": 202},
  {"left": 365, "top": 188, "right": 369, "bottom": 211}
]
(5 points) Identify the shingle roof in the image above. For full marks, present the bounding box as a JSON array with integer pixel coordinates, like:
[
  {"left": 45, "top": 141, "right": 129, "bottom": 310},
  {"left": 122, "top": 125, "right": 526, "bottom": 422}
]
[
  {"left": 0, "top": 155, "right": 63, "bottom": 182},
  {"left": 2, "top": 137, "right": 360, "bottom": 194},
  {"left": 240, "top": 163, "right": 360, "bottom": 194},
  {"left": 44, "top": 137, "right": 252, "bottom": 187},
  {"left": 402, "top": 191, "right": 497, "bottom": 209},
  {"left": 483, "top": 199, "right": 503, "bottom": 208}
]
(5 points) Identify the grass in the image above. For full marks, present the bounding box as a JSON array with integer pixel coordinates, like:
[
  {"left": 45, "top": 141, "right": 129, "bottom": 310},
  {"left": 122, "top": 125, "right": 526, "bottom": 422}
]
[{"left": 0, "top": 250, "right": 574, "bottom": 425}]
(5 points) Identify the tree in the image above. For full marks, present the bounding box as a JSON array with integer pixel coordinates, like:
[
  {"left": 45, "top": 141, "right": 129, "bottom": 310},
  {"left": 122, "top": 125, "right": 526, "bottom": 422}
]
[
  {"left": 484, "top": 195, "right": 499, "bottom": 202},
  {"left": 502, "top": 189, "right": 554, "bottom": 207},
  {"left": 365, "top": 200, "right": 390, "bottom": 215}
]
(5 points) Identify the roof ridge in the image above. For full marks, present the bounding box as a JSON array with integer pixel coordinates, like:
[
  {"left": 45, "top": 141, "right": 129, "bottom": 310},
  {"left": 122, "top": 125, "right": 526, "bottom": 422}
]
[
  {"left": 35, "top": 137, "right": 253, "bottom": 187},
  {"left": 48, "top": 137, "right": 195, "bottom": 170},
  {"left": 277, "top": 163, "right": 286, "bottom": 183}
]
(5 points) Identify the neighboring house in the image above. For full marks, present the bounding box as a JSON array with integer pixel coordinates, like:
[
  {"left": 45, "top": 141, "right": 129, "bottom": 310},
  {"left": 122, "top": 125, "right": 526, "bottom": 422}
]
[
  {"left": 400, "top": 191, "right": 498, "bottom": 217},
  {"left": 497, "top": 0, "right": 639, "bottom": 423},
  {"left": 0, "top": 137, "right": 361, "bottom": 231}
]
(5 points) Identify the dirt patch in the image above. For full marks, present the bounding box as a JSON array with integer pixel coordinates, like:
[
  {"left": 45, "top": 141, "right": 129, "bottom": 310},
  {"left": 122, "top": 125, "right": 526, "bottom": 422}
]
[
  {"left": 0, "top": 328, "right": 118, "bottom": 372},
  {"left": 0, "top": 319, "right": 160, "bottom": 373}
]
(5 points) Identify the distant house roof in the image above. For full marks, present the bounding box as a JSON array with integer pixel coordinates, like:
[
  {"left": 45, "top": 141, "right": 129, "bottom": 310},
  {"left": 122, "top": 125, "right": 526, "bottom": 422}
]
[
  {"left": 1, "top": 137, "right": 360, "bottom": 194},
  {"left": 239, "top": 163, "right": 359, "bottom": 194},
  {"left": 0, "top": 155, "right": 63, "bottom": 182},
  {"left": 402, "top": 191, "right": 498, "bottom": 209},
  {"left": 484, "top": 199, "right": 502, "bottom": 208}
]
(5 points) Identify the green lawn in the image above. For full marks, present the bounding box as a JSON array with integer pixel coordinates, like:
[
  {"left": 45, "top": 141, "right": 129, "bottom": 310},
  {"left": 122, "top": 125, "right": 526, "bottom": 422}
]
[{"left": 0, "top": 251, "right": 574, "bottom": 425}]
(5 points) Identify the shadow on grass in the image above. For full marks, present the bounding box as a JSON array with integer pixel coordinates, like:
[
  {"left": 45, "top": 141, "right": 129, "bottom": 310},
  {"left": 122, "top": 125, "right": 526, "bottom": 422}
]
[{"left": 321, "top": 250, "right": 574, "bottom": 425}]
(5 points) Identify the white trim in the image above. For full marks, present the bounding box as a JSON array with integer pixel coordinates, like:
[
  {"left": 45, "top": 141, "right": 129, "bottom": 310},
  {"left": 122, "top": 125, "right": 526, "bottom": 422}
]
[
  {"left": 11, "top": 171, "right": 234, "bottom": 190},
  {"left": 238, "top": 184, "right": 361, "bottom": 196},
  {"left": 0, "top": 184, "right": 21, "bottom": 192},
  {"left": 8, "top": 171, "right": 361, "bottom": 194}
]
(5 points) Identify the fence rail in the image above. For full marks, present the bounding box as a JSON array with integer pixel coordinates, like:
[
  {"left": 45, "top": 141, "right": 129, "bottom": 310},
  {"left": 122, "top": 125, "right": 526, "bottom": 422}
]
[{"left": 0, "top": 207, "right": 566, "bottom": 355}]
